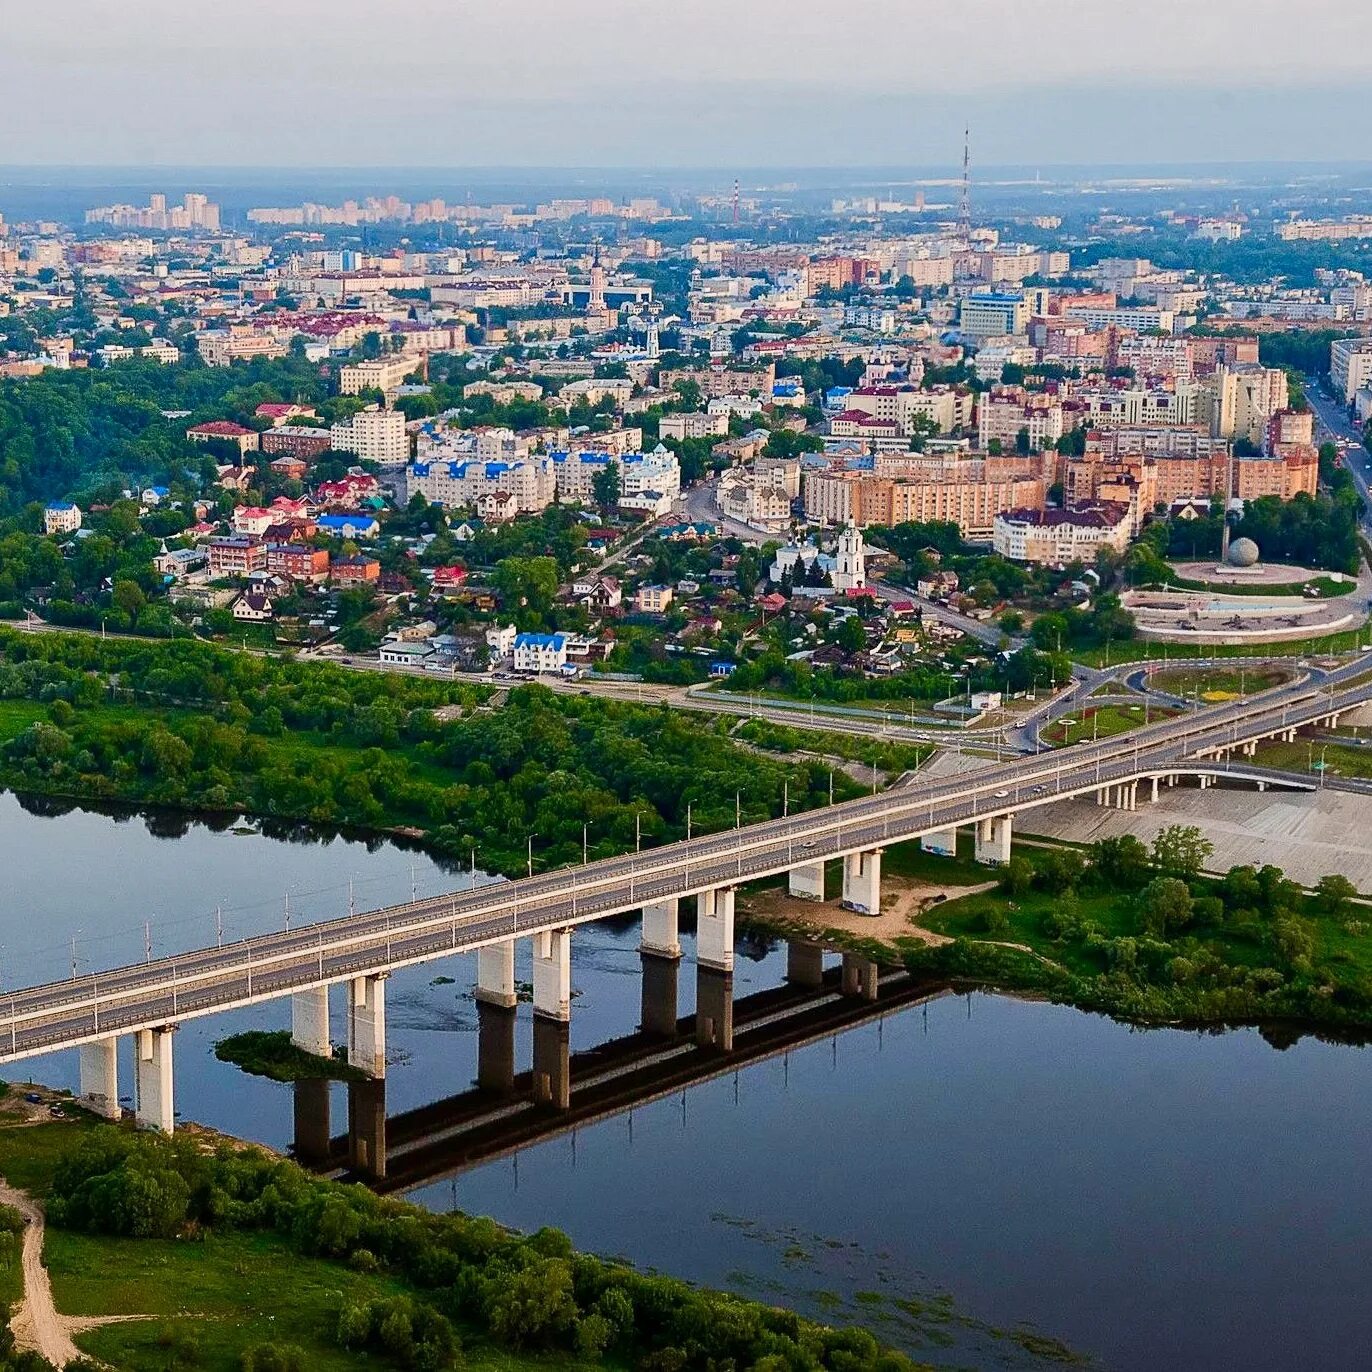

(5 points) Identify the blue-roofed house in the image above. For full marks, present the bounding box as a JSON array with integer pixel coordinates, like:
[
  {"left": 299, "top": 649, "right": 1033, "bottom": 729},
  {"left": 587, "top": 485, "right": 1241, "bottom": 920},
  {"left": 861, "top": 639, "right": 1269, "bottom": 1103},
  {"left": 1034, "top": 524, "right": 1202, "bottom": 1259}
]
[
  {"left": 43, "top": 502, "right": 82, "bottom": 535},
  {"left": 317, "top": 513, "right": 380, "bottom": 539},
  {"left": 512, "top": 631, "right": 573, "bottom": 675}
]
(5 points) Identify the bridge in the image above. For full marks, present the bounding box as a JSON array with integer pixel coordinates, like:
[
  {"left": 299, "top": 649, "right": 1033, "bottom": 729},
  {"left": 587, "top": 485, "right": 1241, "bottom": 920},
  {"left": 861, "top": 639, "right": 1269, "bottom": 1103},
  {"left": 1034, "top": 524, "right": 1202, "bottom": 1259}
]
[
  {"left": 298, "top": 956, "right": 942, "bottom": 1189},
  {"left": 5, "top": 659, "right": 1370, "bottom": 1133}
]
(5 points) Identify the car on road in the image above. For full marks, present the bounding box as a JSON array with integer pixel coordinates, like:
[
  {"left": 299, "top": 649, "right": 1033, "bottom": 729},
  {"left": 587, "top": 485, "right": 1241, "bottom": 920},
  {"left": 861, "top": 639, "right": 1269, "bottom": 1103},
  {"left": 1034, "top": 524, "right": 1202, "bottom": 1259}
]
[
  {"left": 23, "top": 1093, "right": 41, "bottom": 1105},
  {"left": 994, "top": 788, "right": 1010, "bottom": 798}
]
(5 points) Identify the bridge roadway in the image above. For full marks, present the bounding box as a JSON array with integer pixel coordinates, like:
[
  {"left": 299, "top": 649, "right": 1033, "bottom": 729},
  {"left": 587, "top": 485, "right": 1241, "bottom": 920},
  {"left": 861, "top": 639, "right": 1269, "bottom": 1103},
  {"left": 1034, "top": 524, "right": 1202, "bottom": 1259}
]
[{"left": 2, "top": 658, "right": 1370, "bottom": 1067}]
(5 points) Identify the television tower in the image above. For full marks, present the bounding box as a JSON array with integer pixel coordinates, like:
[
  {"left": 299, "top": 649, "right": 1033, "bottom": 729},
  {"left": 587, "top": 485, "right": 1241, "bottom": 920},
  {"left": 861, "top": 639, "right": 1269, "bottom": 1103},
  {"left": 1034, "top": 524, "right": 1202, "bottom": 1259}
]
[
  {"left": 732, "top": 178, "right": 740, "bottom": 225},
  {"left": 958, "top": 129, "right": 972, "bottom": 239}
]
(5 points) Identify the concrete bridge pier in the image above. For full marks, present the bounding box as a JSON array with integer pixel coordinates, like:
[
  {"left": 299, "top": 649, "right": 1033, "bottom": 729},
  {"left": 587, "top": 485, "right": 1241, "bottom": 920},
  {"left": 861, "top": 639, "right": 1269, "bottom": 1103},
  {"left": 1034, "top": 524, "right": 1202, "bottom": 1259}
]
[
  {"left": 697, "top": 887, "right": 736, "bottom": 972},
  {"left": 476, "top": 1000, "right": 517, "bottom": 1094},
  {"left": 1150, "top": 776, "right": 1160, "bottom": 803},
  {"left": 532, "top": 928, "right": 572, "bottom": 1021},
  {"left": 641, "top": 898, "right": 681, "bottom": 959},
  {"left": 292, "top": 1078, "right": 331, "bottom": 1166},
  {"left": 347, "top": 1077, "right": 386, "bottom": 1179},
  {"left": 134, "top": 1026, "right": 175, "bottom": 1133},
  {"left": 78, "top": 1038, "right": 120, "bottom": 1120},
  {"left": 842, "top": 849, "right": 882, "bottom": 915},
  {"left": 290, "top": 985, "right": 331, "bottom": 1058},
  {"left": 475, "top": 940, "right": 517, "bottom": 1009},
  {"left": 347, "top": 974, "right": 387, "bottom": 1078},
  {"left": 920, "top": 828, "right": 957, "bottom": 857},
  {"left": 786, "top": 939, "right": 825, "bottom": 988},
  {"left": 532, "top": 1016, "right": 571, "bottom": 1109},
  {"left": 974, "top": 816, "right": 1013, "bottom": 865},
  {"left": 840, "top": 953, "right": 879, "bottom": 1002},
  {"left": 640, "top": 951, "right": 680, "bottom": 1039},
  {"left": 696, "top": 965, "right": 734, "bottom": 1052},
  {"left": 787, "top": 862, "right": 826, "bottom": 901}
]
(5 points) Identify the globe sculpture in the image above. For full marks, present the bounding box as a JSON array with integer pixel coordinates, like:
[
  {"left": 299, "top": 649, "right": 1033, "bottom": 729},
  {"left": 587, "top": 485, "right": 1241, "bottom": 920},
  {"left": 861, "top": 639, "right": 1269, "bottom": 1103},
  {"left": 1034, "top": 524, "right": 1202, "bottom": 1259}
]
[{"left": 1227, "top": 537, "right": 1260, "bottom": 568}]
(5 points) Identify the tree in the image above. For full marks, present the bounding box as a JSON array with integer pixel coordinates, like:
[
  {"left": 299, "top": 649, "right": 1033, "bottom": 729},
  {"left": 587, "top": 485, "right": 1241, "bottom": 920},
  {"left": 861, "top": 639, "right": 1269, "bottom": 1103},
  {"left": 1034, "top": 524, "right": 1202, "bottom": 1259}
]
[
  {"left": 591, "top": 462, "right": 621, "bottom": 514},
  {"left": 492, "top": 557, "right": 559, "bottom": 621},
  {"left": 111, "top": 579, "right": 146, "bottom": 620},
  {"left": 485, "top": 1259, "right": 580, "bottom": 1350},
  {"left": 1314, "top": 873, "right": 1358, "bottom": 920},
  {"left": 1091, "top": 834, "right": 1151, "bottom": 890},
  {"left": 1136, "top": 875, "right": 1194, "bottom": 938},
  {"left": 1151, "top": 824, "right": 1213, "bottom": 878},
  {"left": 1035, "top": 847, "right": 1086, "bottom": 894},
  {"left": 836, "top": 615, "right": 866, "bottom": 653},
  {"left": 999, "top": 854, "right": 1034, "bottom": 897}
]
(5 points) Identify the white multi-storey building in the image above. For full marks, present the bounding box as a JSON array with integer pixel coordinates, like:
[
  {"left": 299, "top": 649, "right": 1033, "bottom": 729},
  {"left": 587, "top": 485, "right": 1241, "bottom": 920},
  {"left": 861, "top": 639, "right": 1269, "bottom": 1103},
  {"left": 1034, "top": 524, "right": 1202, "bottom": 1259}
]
[
  {"left": 1331, "top": 337, "right": 1372, "bottom": 403},
  {"left": 551, "top": 445, "right": 680, "bottom": 511},
  {"left": 992, "top": 505, "right": 1132, "bottom": 565},
  {"left": 340, "top": 356, "right": 420, "bottom": 396},
  {"left": 330, "top": 407, "right": 409, "bottom": 464},
  {"left": 406, "top": 455, "right": 556, "bottom": 513}
]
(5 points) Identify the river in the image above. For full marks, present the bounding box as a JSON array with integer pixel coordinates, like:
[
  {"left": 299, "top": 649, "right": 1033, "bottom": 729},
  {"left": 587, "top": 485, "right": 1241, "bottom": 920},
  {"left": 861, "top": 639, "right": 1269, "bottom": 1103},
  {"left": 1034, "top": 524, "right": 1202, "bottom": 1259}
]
[{"left": 1, "top": 790, "right": 1369, "bottom": 1371}]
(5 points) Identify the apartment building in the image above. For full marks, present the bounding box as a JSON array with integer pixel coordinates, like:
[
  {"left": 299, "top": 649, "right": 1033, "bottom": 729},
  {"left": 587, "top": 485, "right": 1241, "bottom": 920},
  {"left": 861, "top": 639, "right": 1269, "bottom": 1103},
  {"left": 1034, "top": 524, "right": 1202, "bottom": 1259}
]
[
  {"left": 261, "top": 426, "right": 332, "bottom": 461},
  {"left": 1331, "top": 337, "right": 1372, "bottom": 403},
  {"left": 405, "top": 455, "right": 556, "bottom": 513},
  {"left": 330, "top": 407, "right": 409, "bottom": 464},
  {"left": 1200, "top": 364, "right": 1289, "bottom": 447},
  {"left": 993, "top": 505, "right": 1132, "bottom": 565},
  {"left": 340, "top": 355, "right": 419, "bottom": 396},
  {"left": 659, "top": 410, "right": 729, "bottom": 441},
  {"left": 804, "top": 466, "right": 1045, "bottom": 537},
  {"left": 977, "top": 387, "right": 1064, "bottom": 451}
]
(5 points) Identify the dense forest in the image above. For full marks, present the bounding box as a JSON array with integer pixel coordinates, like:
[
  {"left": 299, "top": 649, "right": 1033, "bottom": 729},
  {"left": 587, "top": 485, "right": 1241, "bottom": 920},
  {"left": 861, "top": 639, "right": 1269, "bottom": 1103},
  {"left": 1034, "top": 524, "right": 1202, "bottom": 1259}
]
[
  {"left": 0, "top": 631, "right": 838, "bottom": 873},
  {"left": 0, "top": 354, "right": 349, "bottom": 514}
]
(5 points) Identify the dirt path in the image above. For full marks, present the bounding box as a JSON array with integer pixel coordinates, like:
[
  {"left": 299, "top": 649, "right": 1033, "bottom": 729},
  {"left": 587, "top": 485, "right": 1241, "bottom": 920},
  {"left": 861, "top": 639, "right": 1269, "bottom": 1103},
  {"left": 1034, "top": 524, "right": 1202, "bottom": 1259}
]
[
  {"left": 0, "top": 1181, "right": 85, "bottom": 1368},
  {"left": 0, "top": 1179, "right": 149, "bottom": 1368},
  {"left": 741, "top": 874, "right": 998, "bottom": 945}
]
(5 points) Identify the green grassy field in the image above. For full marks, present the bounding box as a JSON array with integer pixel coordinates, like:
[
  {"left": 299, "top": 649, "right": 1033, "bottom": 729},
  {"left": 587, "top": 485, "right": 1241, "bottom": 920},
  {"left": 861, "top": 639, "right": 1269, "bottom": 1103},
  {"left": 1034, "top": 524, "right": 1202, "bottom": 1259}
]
[
  {"left": 0, "top": 1118, "right": 595, "bottom": 1372},
  {"left": 1043, "top": 703, "right": 1179, "bottom": 746},
  {"left": 1147, "top": 665, "right": 1294, "bottom": 700},
  {"left": 1073, "top": 629, "right": 1372, "bottom": 667},
  {"left": 734, "top": 718, "right": 931, "bottom": 775},
  {"left": 1253, "top": 738, "right": 1372, "bottom": 781}
]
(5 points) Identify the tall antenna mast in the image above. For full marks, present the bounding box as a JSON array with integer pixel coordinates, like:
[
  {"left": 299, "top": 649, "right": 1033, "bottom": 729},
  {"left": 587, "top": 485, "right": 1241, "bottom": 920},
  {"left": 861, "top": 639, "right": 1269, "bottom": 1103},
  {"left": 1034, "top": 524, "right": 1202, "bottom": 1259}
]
[
  {"left": 732, "top": 178, "right": 740, "bottom": 225},
  {"left": 959, "top": 129, "right": 972, "bottom": 239}
]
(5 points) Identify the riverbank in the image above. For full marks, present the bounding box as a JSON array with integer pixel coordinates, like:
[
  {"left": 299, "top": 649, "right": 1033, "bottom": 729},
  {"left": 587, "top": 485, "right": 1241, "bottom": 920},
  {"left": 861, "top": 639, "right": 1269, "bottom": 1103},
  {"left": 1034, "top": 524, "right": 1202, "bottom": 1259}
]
[
  {"left": 0, "top": 629, "right": 846, "bottom": 877},
  {"left": 735, "top": 827, "right": 1372, "bottom": 1040},
  {"left": 0, "top": 1090, "right": 960, "bottom": 1372}
]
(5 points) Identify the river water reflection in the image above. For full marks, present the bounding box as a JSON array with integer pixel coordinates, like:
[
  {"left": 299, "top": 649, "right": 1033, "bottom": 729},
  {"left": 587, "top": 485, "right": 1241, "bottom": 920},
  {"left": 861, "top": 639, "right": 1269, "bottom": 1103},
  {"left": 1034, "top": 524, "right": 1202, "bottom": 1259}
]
[{"left": 2, "top": 791, "right": 1370, "bottom": 1371}]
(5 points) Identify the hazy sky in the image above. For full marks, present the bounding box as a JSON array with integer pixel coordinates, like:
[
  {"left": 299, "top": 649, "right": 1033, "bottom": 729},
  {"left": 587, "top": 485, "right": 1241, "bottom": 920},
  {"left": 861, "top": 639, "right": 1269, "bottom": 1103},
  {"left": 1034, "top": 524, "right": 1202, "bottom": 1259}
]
[{"left": 4, "top": 0, "right": 1368, "bottom": 167}]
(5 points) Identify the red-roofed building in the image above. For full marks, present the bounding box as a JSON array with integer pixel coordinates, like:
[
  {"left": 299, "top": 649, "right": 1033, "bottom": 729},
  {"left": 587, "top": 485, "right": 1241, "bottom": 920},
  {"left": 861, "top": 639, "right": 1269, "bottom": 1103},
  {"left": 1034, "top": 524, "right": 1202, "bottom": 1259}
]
[
  {"left": 261, "top": 426, "right": 332, "bottom": 462},
  {"left": 255, "top": 402, "right": 318, "bottom": 426},
  {"left": 431, "top": 565, "right": 469, "bottom": 591},
  {"left": 757, "top": 591, "right": 788, "bottom": 613},
  {"left": 232, "top": 506, "right": 276, "bottom": 536},
  {"left": 315, "top": 474, "right": 380, "bottom": 509},
  {"left": 187, "top": 420, "right": 259, "bottom": 456}
]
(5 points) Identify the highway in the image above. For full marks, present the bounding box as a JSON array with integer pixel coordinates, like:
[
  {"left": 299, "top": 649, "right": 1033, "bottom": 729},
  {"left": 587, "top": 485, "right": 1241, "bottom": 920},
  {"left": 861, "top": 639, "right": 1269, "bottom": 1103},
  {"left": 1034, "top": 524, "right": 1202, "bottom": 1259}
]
[{"left": 1, "top": 658, "right": 1369, "bottom": 1065}]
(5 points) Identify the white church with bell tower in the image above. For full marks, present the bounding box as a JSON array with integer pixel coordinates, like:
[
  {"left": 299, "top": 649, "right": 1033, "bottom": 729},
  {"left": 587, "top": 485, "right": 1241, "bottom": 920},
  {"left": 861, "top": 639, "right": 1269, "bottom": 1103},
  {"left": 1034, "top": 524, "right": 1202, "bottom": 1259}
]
[{"left": 831, "top": 522, "right": 866, "bottom": 592}]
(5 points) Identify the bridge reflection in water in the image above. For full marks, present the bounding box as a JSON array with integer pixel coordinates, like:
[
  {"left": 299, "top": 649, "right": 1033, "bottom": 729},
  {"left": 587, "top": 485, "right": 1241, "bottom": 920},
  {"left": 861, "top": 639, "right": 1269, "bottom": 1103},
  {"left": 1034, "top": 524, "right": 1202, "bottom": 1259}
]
[{"left": 294, "top": 941, "right": 944, "bottom": 1194}]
